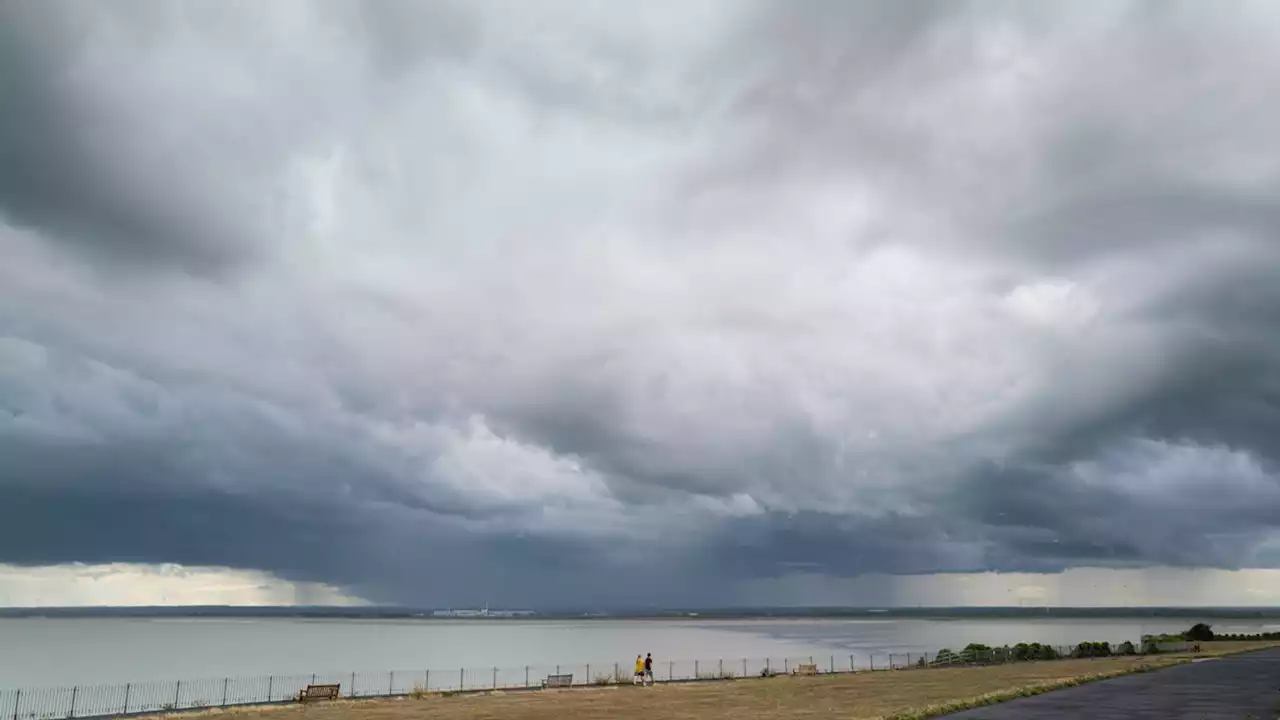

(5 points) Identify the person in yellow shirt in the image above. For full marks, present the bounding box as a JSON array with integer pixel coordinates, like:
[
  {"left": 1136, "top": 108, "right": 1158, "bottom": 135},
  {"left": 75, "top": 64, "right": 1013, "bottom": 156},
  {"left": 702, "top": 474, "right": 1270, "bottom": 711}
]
[{"left": 634, "top": 655, "right": 644, "bottom": 685}]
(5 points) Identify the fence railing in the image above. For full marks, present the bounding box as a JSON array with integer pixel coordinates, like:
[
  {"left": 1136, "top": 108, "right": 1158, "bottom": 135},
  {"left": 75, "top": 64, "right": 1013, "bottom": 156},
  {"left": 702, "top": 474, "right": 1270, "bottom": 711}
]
[{"left": 0, "top": 642, "right": 1134, "bottom": 720}]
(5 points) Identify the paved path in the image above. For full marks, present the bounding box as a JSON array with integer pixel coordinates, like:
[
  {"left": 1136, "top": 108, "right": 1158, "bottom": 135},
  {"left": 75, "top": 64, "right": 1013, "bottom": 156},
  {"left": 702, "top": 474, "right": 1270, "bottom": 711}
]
[{"left": 945, "top": 648, "right": 1280, "bottom": 720}]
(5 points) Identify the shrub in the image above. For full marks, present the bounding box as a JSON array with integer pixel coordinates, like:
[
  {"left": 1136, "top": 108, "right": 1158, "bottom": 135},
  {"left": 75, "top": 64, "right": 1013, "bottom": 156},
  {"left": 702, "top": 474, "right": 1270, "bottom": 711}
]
[
  {"left": 1072, "top": 641, "right": 1112, "bottom": 658},
  {"left": 1117, "top": 641, "right": 1136, "bottom": 655},
  {"left": 936, "top": 640, "right": 1074, "bottom": 666},
  {"left": 933, "top": 648, "right": 959, "bottom": 665},
  {"left": 1217, "top": 631, "right": 1280, "bottom": 641},
  {"left": 1010, "top": 642, "right": 1059, "bottom": 661},
  {"left": 1183, "top": 623, "right": 1215, "bottom": 642},
  {"left": 961, "top": 643, "right": 993, "bottom": 664}
]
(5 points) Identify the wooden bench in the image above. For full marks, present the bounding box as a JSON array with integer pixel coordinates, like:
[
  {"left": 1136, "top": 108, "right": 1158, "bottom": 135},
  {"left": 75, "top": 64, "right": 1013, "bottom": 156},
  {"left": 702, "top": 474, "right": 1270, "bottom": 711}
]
[
  {"left": 299, "top": 684, "right": 341, "bottom": 702},
  {"left": 794, "top": 664, "right": 819, "bottom": 676},
  {"left": 541, "top": 674, "right": 574, "bottom": 688}
]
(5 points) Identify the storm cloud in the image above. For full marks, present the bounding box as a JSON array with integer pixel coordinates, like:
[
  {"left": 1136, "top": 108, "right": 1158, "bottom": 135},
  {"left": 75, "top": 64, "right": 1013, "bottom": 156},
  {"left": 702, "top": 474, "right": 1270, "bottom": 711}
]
[{"left": 1, "top": 0, "right": 1278, "bottom": 607}]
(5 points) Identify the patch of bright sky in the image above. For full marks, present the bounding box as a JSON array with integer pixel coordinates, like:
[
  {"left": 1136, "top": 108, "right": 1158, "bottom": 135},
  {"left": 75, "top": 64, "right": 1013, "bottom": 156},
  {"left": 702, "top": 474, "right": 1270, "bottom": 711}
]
[
  {"left": 0, "top": 564, "right": 368, "bottom": 607},
  {"left": 742, "top": 567, "right": 1280, "bottom": 608},
  {"left": 4, "top": 563, "right": 1279, "bottom": 608}
]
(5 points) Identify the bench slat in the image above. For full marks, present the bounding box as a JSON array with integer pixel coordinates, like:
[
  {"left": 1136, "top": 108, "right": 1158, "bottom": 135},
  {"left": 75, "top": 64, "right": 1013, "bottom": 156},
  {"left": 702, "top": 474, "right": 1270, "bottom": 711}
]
[
  {"left": 541, "top": 674, "right": 574, "bottom": 688},
  {"left": 300, "top": 684, "right": 342, "bottom": 701}
]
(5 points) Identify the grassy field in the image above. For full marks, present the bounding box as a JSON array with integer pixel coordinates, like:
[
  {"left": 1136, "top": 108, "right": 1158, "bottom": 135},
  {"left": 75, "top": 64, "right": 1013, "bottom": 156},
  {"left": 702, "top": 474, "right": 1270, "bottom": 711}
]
[{"left": 170, "top": 642, "right": 1279, "bottom": 720}]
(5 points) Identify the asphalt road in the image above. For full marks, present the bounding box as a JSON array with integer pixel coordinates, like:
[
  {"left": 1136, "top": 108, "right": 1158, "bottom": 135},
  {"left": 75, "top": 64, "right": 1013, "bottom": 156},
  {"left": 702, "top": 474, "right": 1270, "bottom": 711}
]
[{"left": 945, "top": 648, "right": 1280, "bottom": 720}]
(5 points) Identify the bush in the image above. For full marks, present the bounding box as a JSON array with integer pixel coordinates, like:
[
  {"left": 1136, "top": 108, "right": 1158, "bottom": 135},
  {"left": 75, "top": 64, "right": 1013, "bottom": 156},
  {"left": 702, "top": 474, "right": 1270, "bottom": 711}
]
[
  {"left": 961, "top": 643, "right": 993, "bottom": 663},
  {"left": 1117, "top": 641, "right": 1136, "bottom": 655},
  {"left": 1011, "top": 642, "right": 1060, "bottom": 661},
  {"left": 935, "top": 641, "right": 1066, "bottom": 666},
  {"left": 1183, "top": 623, "right": 1215, "bottom": 642},
  {"left": 1072, "top": 641, "right": 1112, "bottom": 658},
  {"left": 1216, "top": 631, "right": 1280, "bottom": 641}
]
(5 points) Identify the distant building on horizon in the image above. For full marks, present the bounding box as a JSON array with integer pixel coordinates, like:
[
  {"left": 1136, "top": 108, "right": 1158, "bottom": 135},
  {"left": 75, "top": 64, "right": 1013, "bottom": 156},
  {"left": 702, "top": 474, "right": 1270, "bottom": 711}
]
[{"left": 431, "top": 604, "right": 534, "bottom": 618}]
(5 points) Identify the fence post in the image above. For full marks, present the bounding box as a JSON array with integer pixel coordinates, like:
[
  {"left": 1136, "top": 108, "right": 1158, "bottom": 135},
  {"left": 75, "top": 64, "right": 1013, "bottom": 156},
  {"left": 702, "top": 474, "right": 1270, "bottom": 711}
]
[
  {"left": 222, "top": 678, "right": 229, "bottom": 707},
  {"left": 493, "top": 667, "right": 498, "bottom": 690},
  {"left": 695, "top": 660, "right": 699, "bottom": 678},
  {"left": 586, "top": 665, "right": 590, "bottom": 687},
  {"left": 765, "top": 658, "right": 770, "bottom": 675},
  {"left": 870, "top": 655, "right": 875, "bottom": 671},
  {"left": 350, "top": 672, "right": 356, "bottom": 698},
  {"left": 525, "top": 667, "right": 529, "bottom": 687},
  {"left": 850, "top": 654, "right": 854, "bottom": 672},
  {"left": 266, "top": 676, "right": 273, "bottom": 703},
  {"left": 668, "top": 660, "right": 673, "bottom": 681},
  {"left": 12, "top": 688, "right": 19, "bottom": 720},
  {"left": 907, "top": 653, "right": 912, "bottom": 667},
  {"left": 459, "top": 668, "right": 464, "bottom": 691},
  {"left": 390, "top": 671, "right": 395, "bottom": 696},
  {"left": 784, "top": 658, "right": 789, "bottom": 674},
  {"left": 719, "top": 659, "right": 723, "bottom": 678},
  {"left": 426, "top": 670, "right": 430, "bottom": 693},
  {"left": 743, "top": 658, "right": 747, "bottom": 677},
  {"left": 122, "top": 684, "right": 130, "bottom": 715},
  {"left": 69, "top": 686, "right": 77, "bottom": 719},
  {"left": 312, "top": 674, "right": 316, "bottom": 685},
  {"left": 175, "top": 679, "right": 182, "bottom": 707},
  {"left": 614, "top": 662, "right": 619, "bottom": 683}
]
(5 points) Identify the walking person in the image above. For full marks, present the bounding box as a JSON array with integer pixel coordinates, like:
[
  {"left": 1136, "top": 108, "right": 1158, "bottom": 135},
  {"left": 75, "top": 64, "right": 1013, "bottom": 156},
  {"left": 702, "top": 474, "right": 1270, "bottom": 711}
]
[
  {"left": 634, "top": 654, "right": 644, "bottom": 685},
  {"left": 644, "top": 652, "right": 654, "bottom": 685}
]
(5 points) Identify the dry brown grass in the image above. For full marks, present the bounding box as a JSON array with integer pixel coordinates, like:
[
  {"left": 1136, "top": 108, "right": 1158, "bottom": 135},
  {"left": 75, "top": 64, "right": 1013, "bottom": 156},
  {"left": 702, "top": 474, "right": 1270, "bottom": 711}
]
[{"left": 155, "top": 641, "right": 1279, "bottom": 720}]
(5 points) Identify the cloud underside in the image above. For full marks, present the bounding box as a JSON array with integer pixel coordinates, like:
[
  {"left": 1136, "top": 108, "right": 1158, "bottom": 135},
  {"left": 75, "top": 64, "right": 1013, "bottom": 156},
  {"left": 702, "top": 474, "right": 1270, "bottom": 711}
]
[{"left": 1, "top": 0, "right": 1279, "bottom": 606}]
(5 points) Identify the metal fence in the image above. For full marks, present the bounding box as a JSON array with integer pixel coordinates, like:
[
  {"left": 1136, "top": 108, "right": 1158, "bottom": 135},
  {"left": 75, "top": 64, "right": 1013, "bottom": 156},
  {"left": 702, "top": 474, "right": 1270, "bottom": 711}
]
[{"left": 0, "top": 643, "right": 1129, "bottom": 720}]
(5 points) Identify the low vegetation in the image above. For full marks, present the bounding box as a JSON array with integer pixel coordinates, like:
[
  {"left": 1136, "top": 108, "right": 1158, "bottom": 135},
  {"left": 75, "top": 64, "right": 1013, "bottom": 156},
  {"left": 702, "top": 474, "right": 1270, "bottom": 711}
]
[
  {"left": 1216, "top": 630, "right": 1280, "bottom": 641},
  {"left": 162, "top": 641, "right": 1280, "bottom": 720},
  {"left": 928, "top": 639, "right": 1130, "bottom": 665}
]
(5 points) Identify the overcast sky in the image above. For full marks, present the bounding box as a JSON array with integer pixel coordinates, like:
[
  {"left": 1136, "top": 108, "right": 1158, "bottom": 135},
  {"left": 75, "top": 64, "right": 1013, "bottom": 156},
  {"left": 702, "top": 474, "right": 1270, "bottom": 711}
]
[{"left": 2, "top": 0, "right": 1279, "bottom": 609}]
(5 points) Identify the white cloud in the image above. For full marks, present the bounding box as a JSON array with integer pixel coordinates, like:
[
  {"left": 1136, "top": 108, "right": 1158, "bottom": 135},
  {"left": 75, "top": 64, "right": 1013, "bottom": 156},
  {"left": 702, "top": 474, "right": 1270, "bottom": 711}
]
[{"left": 1003, "top": 279, "right": 1100, "bottom": 330}]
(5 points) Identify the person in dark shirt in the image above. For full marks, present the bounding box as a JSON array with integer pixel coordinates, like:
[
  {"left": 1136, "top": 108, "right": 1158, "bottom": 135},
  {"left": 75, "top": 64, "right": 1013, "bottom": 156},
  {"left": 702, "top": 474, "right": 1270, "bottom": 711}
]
[{"left": 643, "top": 653, "right": 654, "bottom": 685}]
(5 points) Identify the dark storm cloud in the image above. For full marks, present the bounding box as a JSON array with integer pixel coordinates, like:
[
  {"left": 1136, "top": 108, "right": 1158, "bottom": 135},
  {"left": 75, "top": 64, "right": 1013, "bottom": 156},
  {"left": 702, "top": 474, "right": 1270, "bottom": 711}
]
[
  {"left": 1, "top": 0, "right": 1280, "bottom": 606},
  {"left": 0, "top": 5, "right": 238, "bottom": 273},
  {"left": 0, "top": 1, "right": 360, "bottom": 275},
  {"left": 0, "top": 418, "right": 708, "bottom": 607}
]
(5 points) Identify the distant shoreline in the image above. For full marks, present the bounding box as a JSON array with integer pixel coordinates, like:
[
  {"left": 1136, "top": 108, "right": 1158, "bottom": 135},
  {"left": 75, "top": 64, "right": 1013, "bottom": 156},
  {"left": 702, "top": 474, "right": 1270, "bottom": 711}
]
[{"left": 3, "top": 606, "right": 1280, "bottom": 620}]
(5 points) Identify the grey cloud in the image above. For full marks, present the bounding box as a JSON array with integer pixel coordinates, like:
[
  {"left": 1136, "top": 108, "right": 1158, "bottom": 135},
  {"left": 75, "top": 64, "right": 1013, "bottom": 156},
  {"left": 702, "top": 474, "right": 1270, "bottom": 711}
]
[
  {"left": 0, "top": 1, "right": 362, "bottom": 276},
  {"left": 1, "top": 0, "right": 1280, "bottom": 606},
  {"left": 0, "top": 4, "right": 238, "bottom": 274},
  {"left": 351, "top": 0, "right": 480, "bottom": 77}
]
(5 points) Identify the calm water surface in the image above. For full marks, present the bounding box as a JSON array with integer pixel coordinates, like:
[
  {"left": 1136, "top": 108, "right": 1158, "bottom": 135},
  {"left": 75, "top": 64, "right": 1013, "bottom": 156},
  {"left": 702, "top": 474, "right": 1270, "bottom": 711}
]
[{"left": 2, "top": 616, "right": 1277, "bottom": 688}]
